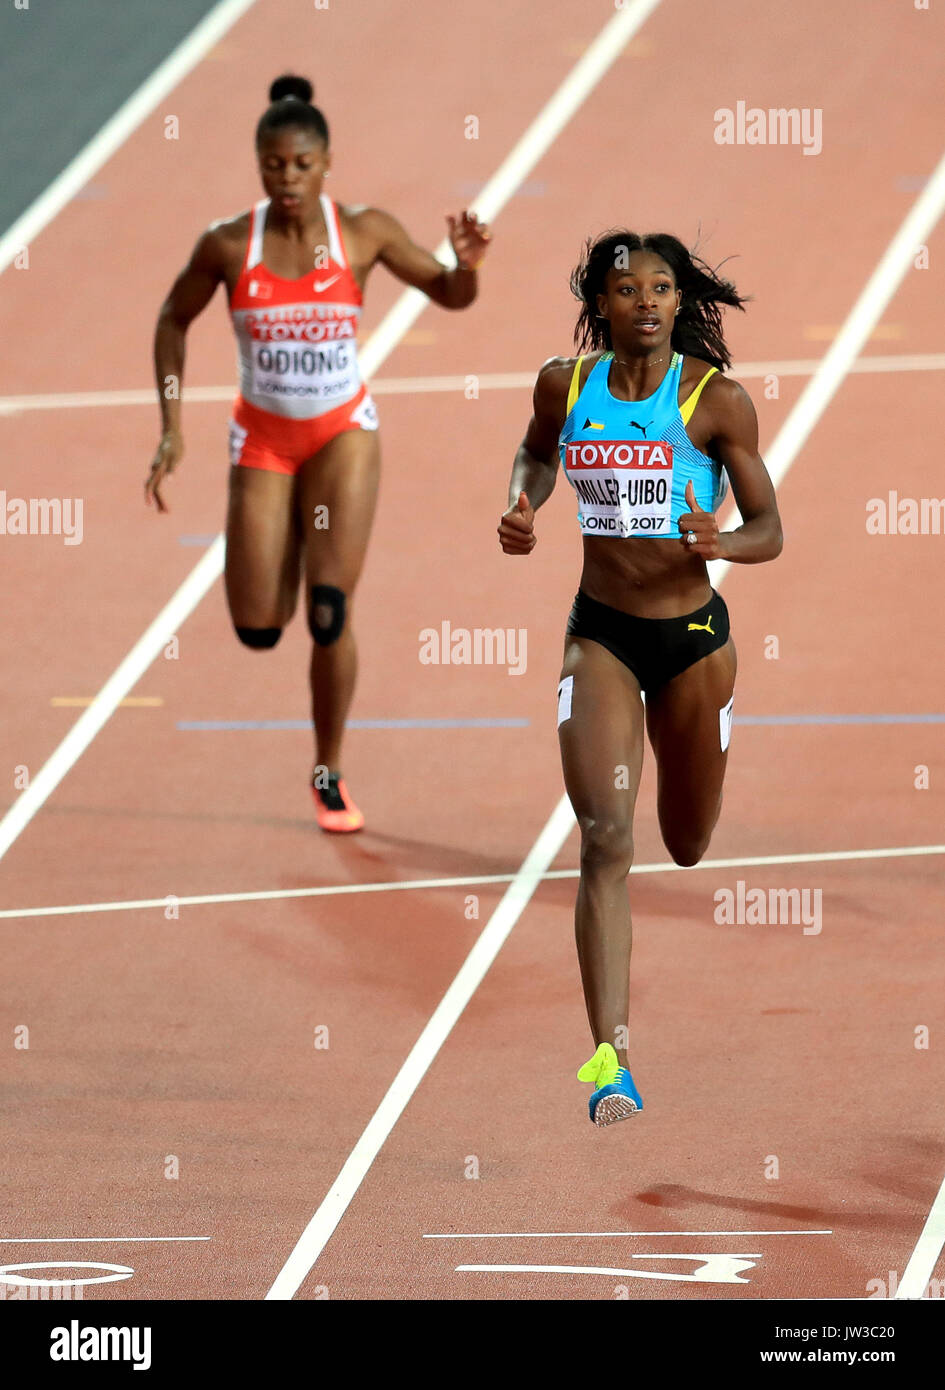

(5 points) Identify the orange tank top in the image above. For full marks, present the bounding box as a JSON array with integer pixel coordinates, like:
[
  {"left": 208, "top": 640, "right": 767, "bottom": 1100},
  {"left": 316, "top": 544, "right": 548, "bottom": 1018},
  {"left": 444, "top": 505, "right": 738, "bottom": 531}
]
[{"left": 229, "top": 195, "right": 363, "bottom": 420}]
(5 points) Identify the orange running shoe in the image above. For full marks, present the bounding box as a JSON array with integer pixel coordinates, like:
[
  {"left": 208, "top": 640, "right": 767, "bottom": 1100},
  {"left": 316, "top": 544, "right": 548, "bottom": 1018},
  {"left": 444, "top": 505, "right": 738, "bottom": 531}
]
[{"left": 312, "top": 771, "right": 364, "bottom": 833}]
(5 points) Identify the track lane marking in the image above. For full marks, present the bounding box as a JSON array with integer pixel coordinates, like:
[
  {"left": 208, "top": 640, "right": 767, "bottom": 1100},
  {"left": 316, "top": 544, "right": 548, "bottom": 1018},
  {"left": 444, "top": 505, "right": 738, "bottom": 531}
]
[
  {"left": 50, "top": 697, "right": 163, "bottom": 708},
  {"left": 896, "top": 1172, "right": 945, "bottom": 1299},
  {"left": 0, "top": 537, "right": 226, "bottom": 865},
  {"left": 423, "top": 1229, "right": 832, "bottom": 1238},
  {"left": 3, "top": 842, "right": 942, "bottom": 922},
  {"left": 455, "top": 1258, "right": 761, "bottom": 1282},
  {"left": 453, "top": 1262, "right": 761, "bottom": 1278},
  {"left": 172, "top": 712, "right": 945, "bottom": 730},
  {"left": 0, "top": 1237, "right": 209, "bottom": 1244},
  {"left": 2, "top": 352, "right": 945, "bottom": 414},
  {"left": 176, "top": 716, "right": 530, "bottom": 730}
]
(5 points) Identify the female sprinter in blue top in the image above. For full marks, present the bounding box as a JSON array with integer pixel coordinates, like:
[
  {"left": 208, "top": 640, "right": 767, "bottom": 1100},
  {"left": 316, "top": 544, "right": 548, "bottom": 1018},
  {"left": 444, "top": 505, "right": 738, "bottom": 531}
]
[{"left": 498, "top": 232, "right": 782, "bottom": 1125}]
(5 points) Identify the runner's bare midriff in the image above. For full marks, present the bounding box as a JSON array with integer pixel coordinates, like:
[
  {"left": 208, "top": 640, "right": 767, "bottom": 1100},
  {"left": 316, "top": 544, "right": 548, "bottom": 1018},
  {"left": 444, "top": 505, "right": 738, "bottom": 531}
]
[{"left": 579, "top": 534, "right": 713, "bottom": 619}]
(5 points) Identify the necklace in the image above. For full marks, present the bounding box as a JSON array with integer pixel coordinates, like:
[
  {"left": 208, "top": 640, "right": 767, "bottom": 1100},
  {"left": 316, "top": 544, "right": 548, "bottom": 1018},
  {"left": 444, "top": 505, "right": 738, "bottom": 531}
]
[{"left": 613, "top": 354, "right": 669, "bottom": 368}]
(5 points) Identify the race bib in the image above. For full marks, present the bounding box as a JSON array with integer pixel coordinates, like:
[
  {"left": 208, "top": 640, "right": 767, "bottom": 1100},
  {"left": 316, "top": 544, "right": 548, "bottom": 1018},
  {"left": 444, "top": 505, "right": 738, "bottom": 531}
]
[
  {"left": 250, "top": 339, "right": 358, "bottom": 405},
  {"left": 563, "top": 440, "right": 674, "bottom": 537}
]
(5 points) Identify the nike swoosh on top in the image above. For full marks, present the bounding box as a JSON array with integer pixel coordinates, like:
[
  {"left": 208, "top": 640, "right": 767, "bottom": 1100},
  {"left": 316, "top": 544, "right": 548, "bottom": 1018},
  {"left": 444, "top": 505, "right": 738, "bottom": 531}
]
[{"left": 313, "top": 275, "right": 341, "bottom": 292}]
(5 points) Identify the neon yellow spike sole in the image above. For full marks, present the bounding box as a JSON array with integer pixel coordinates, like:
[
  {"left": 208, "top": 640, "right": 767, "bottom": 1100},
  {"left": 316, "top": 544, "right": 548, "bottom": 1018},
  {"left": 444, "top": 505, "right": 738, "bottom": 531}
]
[{"left": 578, "top": 1043, "right": 644, "bottom": 1126}]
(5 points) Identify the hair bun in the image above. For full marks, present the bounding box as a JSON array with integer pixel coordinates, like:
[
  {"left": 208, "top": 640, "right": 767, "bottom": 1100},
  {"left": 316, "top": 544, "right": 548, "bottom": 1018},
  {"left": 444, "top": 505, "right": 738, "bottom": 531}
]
[{"left": 269, "top": 74, "right": 314, "bottom": 104}]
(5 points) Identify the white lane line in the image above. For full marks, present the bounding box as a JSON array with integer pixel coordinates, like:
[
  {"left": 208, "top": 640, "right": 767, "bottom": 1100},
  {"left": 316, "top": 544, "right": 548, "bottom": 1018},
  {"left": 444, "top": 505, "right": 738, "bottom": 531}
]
[
  {"left": 0, "top": 0, "right": 664, "bottom": 871},
  {"left": 708, "top": 142, "right": 945, "bottom": 591},
  {"left": 744, "top": 352, "right": 945, "bottom": 376},
  {"left": 456, "top": 1261, "right": 761, "bottom": 1278},
  {"left": 3, "top": 353, "right": 945, "bottom": 414},
  {"left": 0, "top": 538, "right": 225, "bottom": 865},
  {"left": 0, "top": 1236, "right": 209, "bottom": 1244},
  {"left": 423, "top": 1229, "right": 832, "bottom": 1239},
  {"left": 264, "top": 795, "right": 576, "bottom": 1300},
  {"left": 895, "top": 1171, "right": 945, "bottom": 1299},
  {"left": 0, "top": 872, "right": 519, "bottom": 920},
  {"left": 0, "top": 387, "right": 242, "bottom": 415},
  {"left": 3, "top": 842, "right": 941, "bottom": 922},
  {"left": 0, "top": 0, "right": 258, "bottom": 275}
]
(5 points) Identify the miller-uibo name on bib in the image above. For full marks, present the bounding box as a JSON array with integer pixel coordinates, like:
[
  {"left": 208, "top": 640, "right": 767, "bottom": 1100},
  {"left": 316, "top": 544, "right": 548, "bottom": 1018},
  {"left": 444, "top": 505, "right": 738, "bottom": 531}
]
[{"left": 564, "top": 440, "right": 674, "bottom": 536}]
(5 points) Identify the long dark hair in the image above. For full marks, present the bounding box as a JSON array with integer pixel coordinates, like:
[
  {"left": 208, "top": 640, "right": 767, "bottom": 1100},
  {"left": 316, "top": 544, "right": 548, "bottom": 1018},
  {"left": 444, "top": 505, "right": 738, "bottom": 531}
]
[
  {"left": 570, "top": 231, "right": 748, "bottom": 371},
  {"left": 256, "top": 74, "right": 329, "bottom": 147}
]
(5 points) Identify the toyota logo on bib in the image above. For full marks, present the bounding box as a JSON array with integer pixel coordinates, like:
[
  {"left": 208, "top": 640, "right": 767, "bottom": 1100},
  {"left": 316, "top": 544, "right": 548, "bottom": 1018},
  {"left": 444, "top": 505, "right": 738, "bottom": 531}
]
[{"left": 565, "top": 441, "right": 673, "bottom": 470}]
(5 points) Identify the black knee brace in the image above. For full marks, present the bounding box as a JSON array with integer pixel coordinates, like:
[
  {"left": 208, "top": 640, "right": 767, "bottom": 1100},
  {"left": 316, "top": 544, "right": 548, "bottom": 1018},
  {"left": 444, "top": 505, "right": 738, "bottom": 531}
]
[
  {"left": 308, "top": 585, "right": 346, "bottom": 646},
  {"left": 235, "top": 626, "right": 282, "bottom": 649}
]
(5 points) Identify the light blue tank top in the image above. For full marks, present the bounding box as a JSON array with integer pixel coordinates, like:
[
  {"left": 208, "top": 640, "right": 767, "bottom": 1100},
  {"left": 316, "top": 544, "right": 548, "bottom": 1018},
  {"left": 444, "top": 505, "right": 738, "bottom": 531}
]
[{"left": 558, "top": 352, "right": 728, "bottom": 538}]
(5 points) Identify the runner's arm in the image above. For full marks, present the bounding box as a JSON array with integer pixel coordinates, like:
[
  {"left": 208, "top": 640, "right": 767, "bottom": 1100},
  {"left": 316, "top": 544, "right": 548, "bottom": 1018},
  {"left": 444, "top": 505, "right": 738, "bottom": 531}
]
[
  {"left": 153, "top": 228, "right": 226, "bottom": 433},
  {"left": 507, "top": 358, "right": 569, "bottom": 509},
  {"left": 498, "top": 359, "right": 569, "bottom": 554},
  {"left": 705, "top": 377, "right": 783, "bottom": 563},
  {"left": 360, "top": 207, "right": 487, "bottom": 309}
]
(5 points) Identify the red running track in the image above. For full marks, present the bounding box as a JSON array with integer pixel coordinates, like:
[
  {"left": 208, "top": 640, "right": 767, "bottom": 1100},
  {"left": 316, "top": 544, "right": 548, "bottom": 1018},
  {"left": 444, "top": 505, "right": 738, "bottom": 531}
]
[{"left": 0, "top": 0, "right": 943, "bottom": 1301}]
